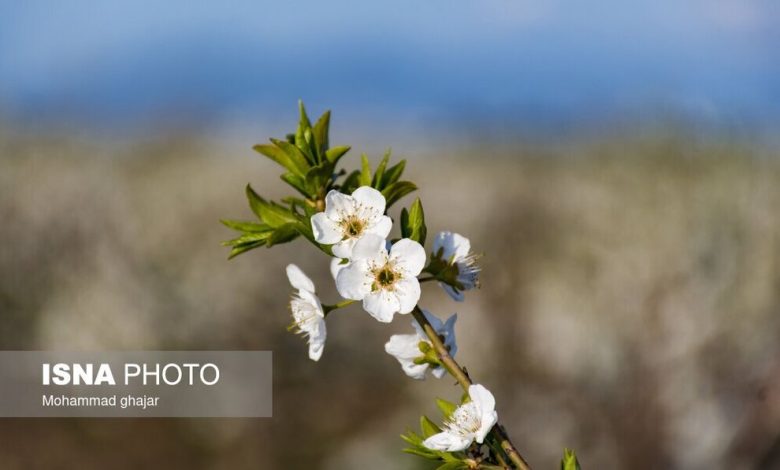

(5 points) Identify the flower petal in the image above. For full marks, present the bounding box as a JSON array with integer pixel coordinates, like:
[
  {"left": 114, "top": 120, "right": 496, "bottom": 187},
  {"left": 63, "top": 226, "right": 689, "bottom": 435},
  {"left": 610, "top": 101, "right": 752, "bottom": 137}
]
[
  {"left": 422, "top": 309, "right": 443, "bottom": 330},
  {"left": 350, "top": 233, "right": 386, "bottom": 260},
  {"left": 400, "top": 360, "right": 429, "bottom": 380},
  {"left": 441, "top": 283, "right": 465, "bottom": 302},
  {"left": 297, "top": 289, "right": 324, "bottom": 317},
  {"left": 476, "top": 409, "right": 498, "bottom": 444},
  {"left": 385, "top": 335, "right": 430, "bottom": 379},
  {"left": 307, "top": 322, "right": 326, "bottom": 361},
  {"left": 331, "top": 238, "right": 356, "bottom": 259},
  {"left": 443, "top": 313, "right": 458, "bottom": 357},
  {"left": 330, "top": 257, "right": 349, "bottom": 281},
  {"left": 433, "top": 231, "right": 471, "bottom": 261},
  {"left": 363, "top": 289, "right": 400, "bottom": 322},
  {"left": 394, "top": 278, "right": 421, "bottom": 314},
  {"left": 286, "top": 264, "right": 316, "bottom": 293},
  {"left": 385, "top": 334, "right": 423, "bottom": 360},
  {"left": 311, "top": 213, "right": 343, "bottom": 244},
  {"left": 423, "top": 431, "right": 472, "bottom": 452},
  {"left": 368, "top": 214, "right": 393, "bottom": 239},
  {"left": 323, "top": 190, "right": 354, "bottom": 220},
  {"left": 351, "top": 186, "right": 386, "bottom": 214},
  {"left": 469, "top": 384, "right": 496, "bottom": 416},
  {"left": 431, "top": 366, "right": 447, "bottom": 379},
  {"left": 336, "top": 261, "right": 372, "bottom": 300},
  {"left": 390, "top": 239, "right": 426, "bottom": 276}
]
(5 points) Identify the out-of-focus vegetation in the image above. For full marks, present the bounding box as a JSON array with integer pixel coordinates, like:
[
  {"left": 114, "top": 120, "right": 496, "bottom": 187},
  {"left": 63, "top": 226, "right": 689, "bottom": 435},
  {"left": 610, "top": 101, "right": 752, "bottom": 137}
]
[{"left": 0, "top": 129, "right": 778, "bottom": 469}]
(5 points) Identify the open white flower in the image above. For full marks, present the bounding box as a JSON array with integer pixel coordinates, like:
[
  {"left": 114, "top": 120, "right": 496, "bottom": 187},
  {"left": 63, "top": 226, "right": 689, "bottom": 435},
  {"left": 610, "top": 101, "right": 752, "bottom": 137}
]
[
  {"left": 432, "top": 231, "right": 481, "bottom": 301},
  {"left": 423, "top": 384, "right": 498, "bottom": 452},
  {"left": 286, "top": 264, "right": 327, "bottom": 361},
  {"left": 310, "top": 186, "right": 393, "bottom": 259},
  {"left": 385, "top": 310, "right": 457, "bottom": 379},
  {"left": 336, "top": 234, "right": 426, "bottom": 323}
]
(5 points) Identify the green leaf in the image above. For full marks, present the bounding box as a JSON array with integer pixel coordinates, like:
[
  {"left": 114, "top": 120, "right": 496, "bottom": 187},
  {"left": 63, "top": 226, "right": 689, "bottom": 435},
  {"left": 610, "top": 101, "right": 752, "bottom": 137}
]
[
  {"left": 359, "top": 154, "right": 372, "bottom": 186},
  {"left": 305, "top": 163, "right": 334, "bottom": 195},
  {"left": 220, "top": 219, "right": 271, "bottom": 233},
  {"left": 312, "top": 110, "right": 330, "bottom": 159},
  {"left": 561, "top": 448, "right": 582, "bottom": 470},
  {"left": 252, "top": 144, "right": 308, "bottom": 176},
  {"left": 245, "top": 185, "right": 298, "bottom": 228},
  {"left": 270, "top": 138, "right": 311, "bottom": 174},
  {"left": 381, "top": 159, "right": 406, "bottom": 187},
  {"left": 221, "top": 232, "right": 272, "bottom": 247},
  {"left": 435, "top": 398, "right": 458, "bottom": 420},
  {"left": 267, "top": 223, "right": 300, "bottom": 247},
  {"left": 227, "top": 240, "right": 266, "bottom": 259},
  {"left": 402, "top": 447, "right": 440, "bottom": 460},
  {"left": 435, "top": 462, "right": 467, "bottom": 470},
  {"left": 295, "top": 101, "right": 316, "bottom": 164},
  {"left": 382, "top": 181, "right": 418, "bottom": 207},
  {"left": 420, "top": 415, "right": 441, "bottom": 438},
  {"left": 400, "top": 197, "right": 427, "bottom": 245},
  {"left": 340, "top": 170, "right": 361, "bottom": 194},
  {"left": 325, "top": 145, "right": 350, "bottom": 164},
  {"left": 371, "top": 149, "right": 390, "bottom": 188},
  {"left": 400, "top": 430, "right": 423, "bottom": 446},
  {"left": 280, "top": 172, "right": 310, "bottom": 197}
]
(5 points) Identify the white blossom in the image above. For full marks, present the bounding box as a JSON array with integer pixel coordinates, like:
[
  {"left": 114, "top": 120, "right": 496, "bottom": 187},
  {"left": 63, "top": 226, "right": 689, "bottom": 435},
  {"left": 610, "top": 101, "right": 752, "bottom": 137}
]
[
  {"left": 385, "top": 310, "right": 457, "bottom": 379},
  {"left": 336, "top": 234, "right": 426, "bottom": 323},
  {"left": 310, "top": 186, "right": 392, "bottom": 259},
  {"left": 423, "top": 384, "right": 498, "bottom": 452},
  {"left": 432, "top": 231, "right": 481, "bottom": 301},
  {"left": 286, "top": 264, "right": 326, "bottom": 361}
]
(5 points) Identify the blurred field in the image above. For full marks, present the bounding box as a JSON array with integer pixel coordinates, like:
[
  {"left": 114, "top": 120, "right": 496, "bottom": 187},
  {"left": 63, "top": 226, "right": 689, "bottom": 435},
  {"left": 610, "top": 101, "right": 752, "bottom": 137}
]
[{"left": 1, "top": 129, "right": 779, "bottom": 469}]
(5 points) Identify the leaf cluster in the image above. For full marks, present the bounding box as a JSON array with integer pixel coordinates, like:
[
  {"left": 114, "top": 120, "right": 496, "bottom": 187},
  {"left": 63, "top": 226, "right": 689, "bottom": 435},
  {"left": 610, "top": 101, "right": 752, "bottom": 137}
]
[
  {"left": 340, "top": 149, "right": 417, "bottom": 208},
  {"left": 222, "top": 101, "right": 418, "bottom": 258},
  {"left": 560, "top": 449, "right": 582, "bottom": 470}
]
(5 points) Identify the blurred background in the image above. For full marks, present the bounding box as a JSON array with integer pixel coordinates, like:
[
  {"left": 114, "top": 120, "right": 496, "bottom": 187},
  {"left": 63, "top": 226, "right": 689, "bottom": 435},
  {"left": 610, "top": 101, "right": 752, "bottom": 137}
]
[{"left": 1, "top": 1, "right": 779, "bottom": 469}]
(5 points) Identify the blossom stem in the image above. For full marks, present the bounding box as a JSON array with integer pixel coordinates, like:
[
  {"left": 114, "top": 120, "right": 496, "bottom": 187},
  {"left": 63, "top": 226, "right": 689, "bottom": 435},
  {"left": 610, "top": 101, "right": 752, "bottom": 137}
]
[
  {"left": 410, "top": 306, "right": 532, "bottom": 470},
  {"left": 322, "top": 299, "right": 356, "bottom": 315},
  {"left": 417, "top": 276, "right": 437, "bottom": 283},
  {"left": 488, "top": 435, "right": 511, "bottom": 469}
]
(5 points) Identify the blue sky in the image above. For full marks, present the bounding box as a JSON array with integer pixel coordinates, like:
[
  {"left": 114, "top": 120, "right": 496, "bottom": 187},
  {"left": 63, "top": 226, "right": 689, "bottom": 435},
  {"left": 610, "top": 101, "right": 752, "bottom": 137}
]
[{"left": 0, "top": 0, "right": 777, "bottom": 134}]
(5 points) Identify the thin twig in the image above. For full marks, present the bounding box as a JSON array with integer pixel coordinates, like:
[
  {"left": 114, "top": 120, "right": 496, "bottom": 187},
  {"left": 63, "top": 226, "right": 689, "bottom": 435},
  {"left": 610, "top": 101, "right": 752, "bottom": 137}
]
[{"left": 411, "top": 307, "right": 532, "bottom": 470}]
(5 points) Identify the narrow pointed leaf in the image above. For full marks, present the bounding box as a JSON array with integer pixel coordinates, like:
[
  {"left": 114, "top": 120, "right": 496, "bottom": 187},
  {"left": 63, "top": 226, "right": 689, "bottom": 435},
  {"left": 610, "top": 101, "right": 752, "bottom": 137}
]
[
  {"left": 420, "top": 415, "right": 441, "bottom": 438},
  {"left": 436, "top": 462, "right": 467, "bottom": 470},
  {"left": 245, "top": 185, "right": 299, "bottom": 228},
  {"left": 227, "top": 240, "right": 266, "bottom": 259},
  {"left": 402, "top": 447, "right": 441, "bottom": 460},
  {"left": 341, "top": 169, "right": 361, "bottom": 193},
  {"left": 325, "top": 145, "right": 350, "bottom": 164},
  {"left": 295, "top": 101, "right": 315, "bottom": 164},
  {"left": 221, "top": 232, "right": 273, "bottom": 247},
  {"left": 220, "top": 219, "right": 272, "bottom": 233},
  {"left": 253, "top": 144, "right": 306, "bottom": 176},
  {"left": 312, "top": 110, "right": 330, "bottom": 159},
  {"left": 435, "top": 398, "right": 458, "bottom": 419},
  {"left": 280, "top": 172, "right": 310, "bottom": 197},
  {"left": 371, "top": 149, "right": 390, "bottom": 188},
  {"left": 381, "top": 159, "right": 406, "bottom": 187},
  {"left": 561, "top": 448, "right": 582, "bottom": 470},
  {"left": 383, "top": 181, "right": 418, "bottom": 208},
  {"left": 359, "top": 154, "right": 372, "bottom": 186},
  {"left": 267, "top": 223, "right": 300, "bottom": 247},
  {"left": 270, "top": 138, "right": 311, "bottom": 174}
]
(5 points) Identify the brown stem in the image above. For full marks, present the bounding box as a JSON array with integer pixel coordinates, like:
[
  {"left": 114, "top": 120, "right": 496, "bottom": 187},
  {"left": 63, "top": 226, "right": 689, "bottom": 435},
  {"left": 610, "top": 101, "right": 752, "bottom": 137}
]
[{"left": 411, "top": 307, "right": 532, "bottom": 470}]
